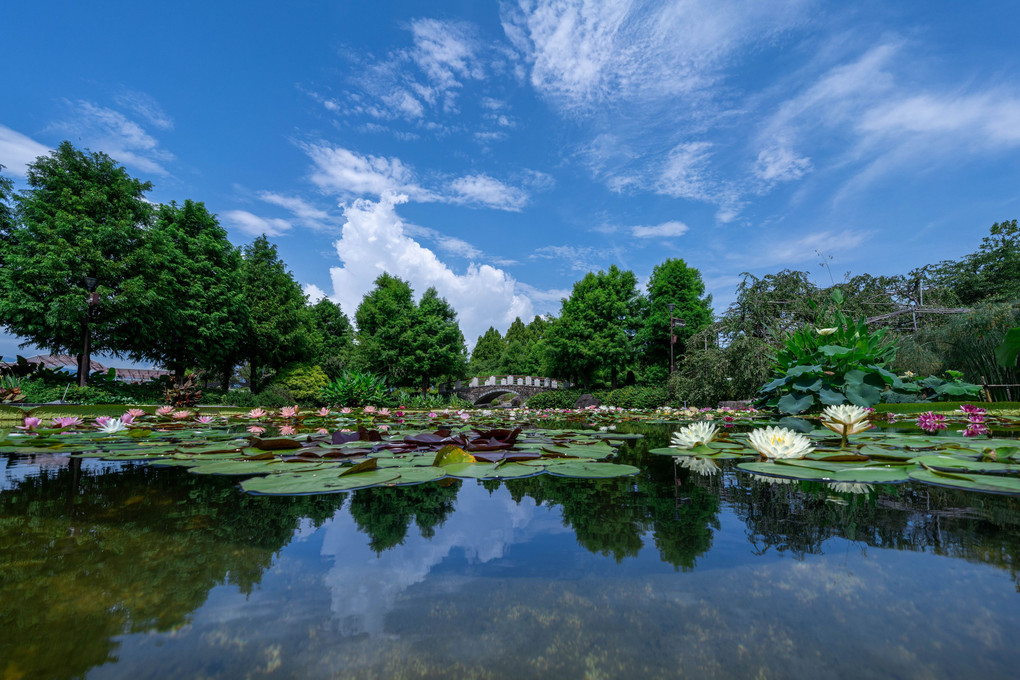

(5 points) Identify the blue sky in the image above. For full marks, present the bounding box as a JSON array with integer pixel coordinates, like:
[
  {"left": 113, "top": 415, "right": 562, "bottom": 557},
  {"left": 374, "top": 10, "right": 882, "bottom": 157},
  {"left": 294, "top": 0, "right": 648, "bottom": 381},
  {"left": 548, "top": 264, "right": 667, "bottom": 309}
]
[{"left": 2, "top": 0, "right": 1019, "bottom": 365}]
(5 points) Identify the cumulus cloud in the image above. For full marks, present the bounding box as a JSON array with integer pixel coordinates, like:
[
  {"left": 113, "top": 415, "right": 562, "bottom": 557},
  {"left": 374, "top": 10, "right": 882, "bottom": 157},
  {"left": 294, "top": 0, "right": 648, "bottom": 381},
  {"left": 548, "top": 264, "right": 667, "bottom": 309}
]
[
  {"left": 222, "top": 210, "right": 292, "bottom": 237},
  {"left": 631, "top": 221, "right": 690, "bottom": 238},
  {"left": 0, "top": 125, "right": 50, "bottom": 176},
  {"left": 320, "top": 194, "right": 540, "bottom": 345}
]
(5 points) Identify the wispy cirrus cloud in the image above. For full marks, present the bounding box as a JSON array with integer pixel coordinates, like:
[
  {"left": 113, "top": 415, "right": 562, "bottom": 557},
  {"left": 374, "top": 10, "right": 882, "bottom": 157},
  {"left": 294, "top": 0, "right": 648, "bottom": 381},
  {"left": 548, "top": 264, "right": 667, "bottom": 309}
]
[
  {"left": 0, "top": 125, "right": 50, "bottom": 176},
  {"left": 48, "top": 99, "right": 175, "bottom": 176}
]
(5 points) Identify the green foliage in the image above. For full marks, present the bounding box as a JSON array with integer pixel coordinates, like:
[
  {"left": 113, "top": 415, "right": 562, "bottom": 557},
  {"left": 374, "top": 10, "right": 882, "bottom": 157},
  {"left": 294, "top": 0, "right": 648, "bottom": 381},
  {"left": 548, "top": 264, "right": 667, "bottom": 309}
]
[
  {"left": 0, "top": 141, "right": 153, "bottom": 379},
  {"left": 119, "top": 200, "right": 244, "bottom": 383},
  {"left": 239, "top": 236, "right": 317, "bottom": 392},
  {"left": 635, "top": 258, "right": 713, "bottom": 381},
  {"left": 270, "top": 363, "right": 330, "bottom": 405},
  {"left": 320, "top": 370, "right": 391, "bottom": 407},
  {"left": 759, "top": 289, "right": 901, "bottom": 413},
  {"left": 545, "top": 265, "right": 641, "bottom": 388}
]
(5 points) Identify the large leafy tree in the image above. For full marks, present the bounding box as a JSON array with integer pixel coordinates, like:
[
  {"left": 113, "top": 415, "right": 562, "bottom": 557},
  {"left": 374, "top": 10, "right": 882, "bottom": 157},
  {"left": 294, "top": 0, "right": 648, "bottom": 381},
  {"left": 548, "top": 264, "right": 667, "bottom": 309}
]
[
  {"left": 0, "top": 142, "right": 153, "bottom": 384},
  {"left": 353, "top": 273, "right": 417, "bottom": 384},
  {"left": 408, "top": 287, "right": 467, "bottom": 391},
  {"left": 467, "top": 326, "right": 505, "bottom": 376},
  {"left": 546, "top": 265, "right": 641, "bottom": 388},
  {"left": 635, "top": 258, "right": 713, "bottom": 382},
  {"left": 238, "top": 235, "right": 316, "bottom": 392},
  {"left": 309, "top": 298, "right": 353, "bottom": 379},
  {"left": 119, "top": 200, "right": 245, "bottom": 384}
]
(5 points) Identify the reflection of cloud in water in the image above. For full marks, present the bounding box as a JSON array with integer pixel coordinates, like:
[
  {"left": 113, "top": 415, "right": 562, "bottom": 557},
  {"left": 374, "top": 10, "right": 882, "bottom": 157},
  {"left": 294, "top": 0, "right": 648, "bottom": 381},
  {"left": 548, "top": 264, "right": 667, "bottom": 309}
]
[{"left": 319, "top": 483, "right": 570, "bottom": 636}]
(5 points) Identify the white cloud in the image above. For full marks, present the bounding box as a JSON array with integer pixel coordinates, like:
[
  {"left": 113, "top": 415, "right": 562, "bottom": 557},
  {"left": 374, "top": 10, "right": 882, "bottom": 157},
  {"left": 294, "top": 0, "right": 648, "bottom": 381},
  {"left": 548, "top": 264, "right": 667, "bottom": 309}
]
[
  {"left": 222, "top": 210, "right": 292, "bottom": 237},
  {"left": 0, "top": 125, "right": 50, "bottom": 176},
  {"left": 321, "top": 194, "right": 539, "bottom": 345},
  {"left": 448, "top": 173, "right": 529, "bottom": 211},
  {"left": 631, "top": 221, "right": 690, "bottom": 238},
  {"left": 303, "top": 143, "right": 434, "bottom": 201},
  {"left": 48, "top": 100, "right": 174, "bottom": 176}
]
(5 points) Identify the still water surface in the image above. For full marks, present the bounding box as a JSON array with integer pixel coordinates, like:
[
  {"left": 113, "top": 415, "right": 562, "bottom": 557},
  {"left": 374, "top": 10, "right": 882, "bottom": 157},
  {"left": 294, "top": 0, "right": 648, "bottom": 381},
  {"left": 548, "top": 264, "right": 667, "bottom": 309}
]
[{"left": 3, "top": 424, "right": 1020, "bottom": 679}]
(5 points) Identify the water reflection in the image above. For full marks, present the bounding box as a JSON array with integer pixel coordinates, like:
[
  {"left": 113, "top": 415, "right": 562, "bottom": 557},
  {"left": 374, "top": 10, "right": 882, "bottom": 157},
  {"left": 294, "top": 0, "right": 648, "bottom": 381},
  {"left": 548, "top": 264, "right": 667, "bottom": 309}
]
[{"left": 2, "top": 421, "right": 1020, "bottom": 678}]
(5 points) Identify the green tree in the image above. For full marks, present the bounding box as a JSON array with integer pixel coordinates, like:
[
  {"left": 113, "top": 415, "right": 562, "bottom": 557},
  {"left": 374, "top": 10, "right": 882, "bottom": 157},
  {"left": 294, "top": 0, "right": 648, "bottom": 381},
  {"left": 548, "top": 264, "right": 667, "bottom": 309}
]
[
  {"left": 0, "top": 142, "right": 153, "bottom": 385},
  {"left": 546, "top": 265, "right": 641, "bottom": 388},
  {"left": 635, "top": 258, "right": 713, "bottom": 383},
  {"left": 119, "top": 200, "right": 244, "bottom": 384},
  {"left": 468, "top": 326, "right": 505, "bottom": 376},
  {"left": 408, "top": 287, "right": 467, "bottom": 391},
  {"left": 353, "top": 273, "right": 416, "bottom": 384},
  {"left": 309, "top": 297, "right": 353, "bottom": 379},
  {"left": 239, "top": 235, "right": 316, "bottom": 392}
]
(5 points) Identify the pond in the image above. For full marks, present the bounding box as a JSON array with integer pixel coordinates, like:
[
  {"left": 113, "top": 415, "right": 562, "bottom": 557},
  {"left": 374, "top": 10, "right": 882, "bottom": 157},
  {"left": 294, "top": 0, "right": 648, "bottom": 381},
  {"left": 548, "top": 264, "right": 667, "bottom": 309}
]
[{"left": 4, "top": 419, "right": 1020, "bottom": 679}]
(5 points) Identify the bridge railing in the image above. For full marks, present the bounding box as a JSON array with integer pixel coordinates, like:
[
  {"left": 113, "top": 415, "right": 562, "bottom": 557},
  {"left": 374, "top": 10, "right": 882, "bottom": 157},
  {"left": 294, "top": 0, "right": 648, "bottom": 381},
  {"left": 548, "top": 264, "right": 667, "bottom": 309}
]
[{"left": 438, "top": 375, "right": 571, "bottom": 392}]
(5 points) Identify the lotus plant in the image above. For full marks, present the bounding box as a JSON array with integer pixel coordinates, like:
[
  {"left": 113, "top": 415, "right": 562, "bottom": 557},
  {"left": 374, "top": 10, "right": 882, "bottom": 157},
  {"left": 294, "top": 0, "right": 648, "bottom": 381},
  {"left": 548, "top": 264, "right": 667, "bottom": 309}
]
[
  {"left": 670, "top": 422, "right": 719, "bottom": 449},
  {"left": 16, "top": 417, "right": 42, "bottom": 431},
  {"left": 819, "top": 404, "right": 872, "bottom": 447},
  {"left": 748, "top": 426, "right": 814, "bottom": 460}
]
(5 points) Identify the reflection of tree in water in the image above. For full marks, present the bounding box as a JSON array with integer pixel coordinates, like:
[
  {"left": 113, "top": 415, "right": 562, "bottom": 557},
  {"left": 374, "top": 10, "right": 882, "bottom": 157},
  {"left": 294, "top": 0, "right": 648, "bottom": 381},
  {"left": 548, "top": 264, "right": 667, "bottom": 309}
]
[
  {"left": 729, "top": 469, "right": 1020, "bottom": 588},
  {"left": 0, "top": 456, "right": 346, "bottom": 680},
  {"left": 348, "top": 480, "right": 461, "bottom": 553}
]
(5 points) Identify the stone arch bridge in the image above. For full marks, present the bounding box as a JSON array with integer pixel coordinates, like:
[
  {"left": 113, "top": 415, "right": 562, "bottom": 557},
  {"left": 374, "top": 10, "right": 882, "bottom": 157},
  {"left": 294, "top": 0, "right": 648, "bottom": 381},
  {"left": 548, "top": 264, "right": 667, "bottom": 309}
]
[{"left": 438, "top": 375, "right": 572, "bottom": 406}]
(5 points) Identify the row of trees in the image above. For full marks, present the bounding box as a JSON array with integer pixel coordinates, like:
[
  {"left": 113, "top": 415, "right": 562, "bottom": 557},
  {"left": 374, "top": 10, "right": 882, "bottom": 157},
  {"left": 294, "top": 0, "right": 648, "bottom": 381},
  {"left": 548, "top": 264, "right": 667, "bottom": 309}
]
[
  {"left": 466, "top": 260, "right": 713, "bottom": 389},
  {"left": 0, "top": 142, "right": 469, "bottom": 393}
]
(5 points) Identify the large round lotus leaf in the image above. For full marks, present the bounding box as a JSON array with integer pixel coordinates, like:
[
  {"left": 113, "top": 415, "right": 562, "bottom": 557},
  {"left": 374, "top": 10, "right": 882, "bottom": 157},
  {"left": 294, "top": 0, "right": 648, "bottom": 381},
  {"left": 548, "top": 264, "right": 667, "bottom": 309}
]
[
  {"left": 241, "top": 468, "right": 401, "bottom": 495},
  {"left": 442, "top": 462, "right": 500, "bottom": 478},
  {"left": 189, "top": 460, "right": 337, "bottom": 476},
  {"left": 391, "top": 467, "right": 448, "bottom": 485},
  {"left": 911, "top": 454, "right": 1020, "bottom": 475},
  {"left": 909, "top": 468, "right": 1020, "bottom": 496},
  {"left": 546, "top": 462, "right": 640, "bottom": 478}
]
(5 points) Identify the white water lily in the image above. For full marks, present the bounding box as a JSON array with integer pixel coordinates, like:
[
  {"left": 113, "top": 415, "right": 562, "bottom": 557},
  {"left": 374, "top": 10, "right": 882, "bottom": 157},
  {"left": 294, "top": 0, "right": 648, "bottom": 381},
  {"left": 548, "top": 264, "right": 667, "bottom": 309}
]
[
  {"left": 670, "top": 421, "right": 719, "bottom": 449},
  {"left": 820, "top": 404, "right": 871, "bottom": 437},
  {"left": 678, "top": 455, "right": 720, "bottom": 476},
  {"left": 747, "top": 426, "right": 813, "bottom": 459},
  {"left": 97, "top": 418, "right": 128, "bottom": 434}
]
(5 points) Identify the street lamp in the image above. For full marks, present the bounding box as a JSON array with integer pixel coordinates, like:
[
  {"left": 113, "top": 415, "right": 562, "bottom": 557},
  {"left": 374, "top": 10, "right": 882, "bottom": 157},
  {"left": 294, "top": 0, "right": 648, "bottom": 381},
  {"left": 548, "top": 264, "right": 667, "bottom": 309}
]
[{"left": 80, "top": 276, "right": 99, "bottom": 387}]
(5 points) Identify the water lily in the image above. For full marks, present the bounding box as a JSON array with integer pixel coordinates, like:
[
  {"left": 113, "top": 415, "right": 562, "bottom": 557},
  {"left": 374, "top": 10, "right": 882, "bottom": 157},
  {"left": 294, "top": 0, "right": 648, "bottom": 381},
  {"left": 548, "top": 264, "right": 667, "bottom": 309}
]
[
  {"left": 678, "top": 455, "right": 719, "bottom": 476},
  {"left": 916, "top": 411, "right": 947, "bottom": 433},
  {"left": 155, "top": 406, "right": 175, "bottom": 417},
  {"left": 280, "top": 406, "right": 299, "bottom": 418},
  {"left": 51, "top": 416, "right": 82, "bottom": 429},
  {"left": 748, "top": 426, "right": 813, "bottom": 460},
  {"left": 16, "top": 417, "right": 42, "bottom": 431},
  {"left": 820, "top": 404, "right": 871, "bottom": 447},
  {"left": 247, "top": 408, "right": 268, "bottom": 420},
  {"left": 96, "top": 418, "right": 128, "bottom": 434},
  {"left": 670, "top": 421, "right": 719, "bottom": 449}
]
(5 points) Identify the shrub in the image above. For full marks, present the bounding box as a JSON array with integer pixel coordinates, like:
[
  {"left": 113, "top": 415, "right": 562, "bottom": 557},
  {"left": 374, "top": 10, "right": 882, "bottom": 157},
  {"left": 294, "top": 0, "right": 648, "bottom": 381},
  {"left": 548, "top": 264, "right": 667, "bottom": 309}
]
[
  {"left": 270, "top": 364, "right": 330, "bottom": 405},
  {"left": 320, "top": 371, "right": 390, "bottom": 407}
]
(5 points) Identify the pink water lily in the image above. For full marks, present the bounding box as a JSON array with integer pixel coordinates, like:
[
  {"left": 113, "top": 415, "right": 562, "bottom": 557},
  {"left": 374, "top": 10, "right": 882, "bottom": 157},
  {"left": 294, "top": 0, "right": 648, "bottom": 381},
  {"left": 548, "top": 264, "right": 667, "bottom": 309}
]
[
  {"left": 16, "top": 417, "right": 42, "bottom": 431},
  {"left": 51, "top": 416, "right": 82, "bottom": 429},
  {"left": 247, "top": 408, "right": 268, "bottom": 420},
  {"left": 280, "top": 406, "right": 299, "bottom": 418},
  {"left": 155, "top": 406, "right": 175, "bottom": 416}
]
